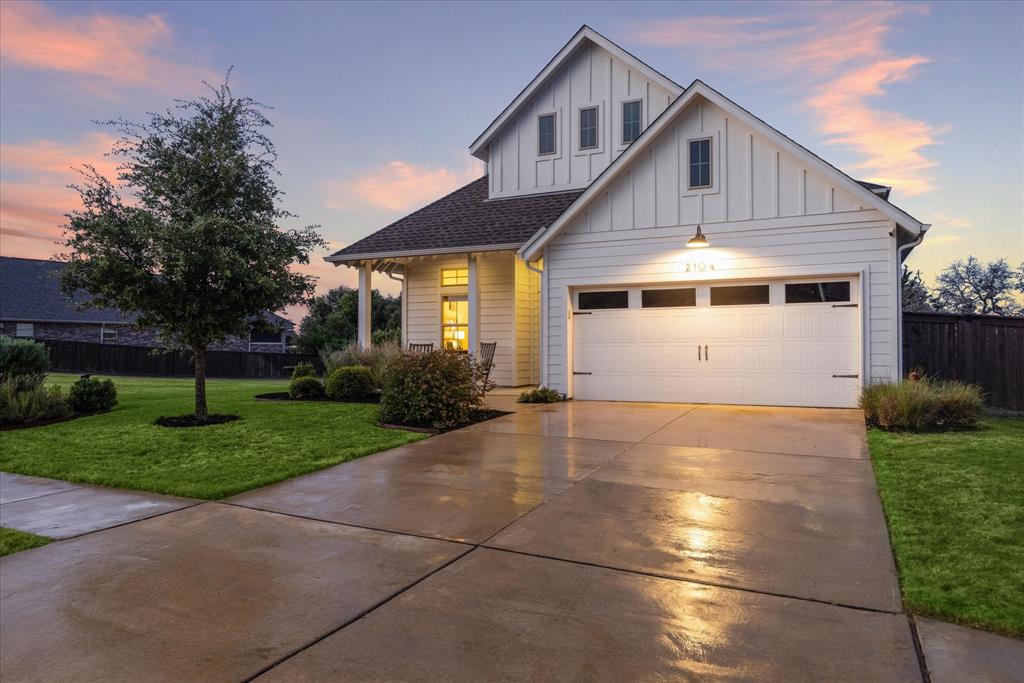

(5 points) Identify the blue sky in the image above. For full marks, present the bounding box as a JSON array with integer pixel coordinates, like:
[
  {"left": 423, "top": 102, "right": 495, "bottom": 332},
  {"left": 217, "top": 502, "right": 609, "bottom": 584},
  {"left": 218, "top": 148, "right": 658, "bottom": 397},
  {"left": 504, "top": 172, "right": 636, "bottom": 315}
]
[{"left": 2, "top": 0, "right": 1021, "bottom": 314}]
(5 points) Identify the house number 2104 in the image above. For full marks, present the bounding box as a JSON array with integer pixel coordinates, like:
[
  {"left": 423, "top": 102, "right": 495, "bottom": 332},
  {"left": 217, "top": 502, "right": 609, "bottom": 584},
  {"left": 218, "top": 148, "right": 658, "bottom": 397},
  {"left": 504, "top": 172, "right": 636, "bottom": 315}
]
[{"left": 683, "top": 262, "right": 716, "bottom": 273}]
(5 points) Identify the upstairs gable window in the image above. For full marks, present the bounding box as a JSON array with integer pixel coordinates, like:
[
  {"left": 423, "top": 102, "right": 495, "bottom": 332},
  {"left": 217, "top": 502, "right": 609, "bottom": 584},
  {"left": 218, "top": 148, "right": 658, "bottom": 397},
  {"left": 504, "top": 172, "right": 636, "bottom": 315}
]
[
  {"left": 621, "top": 100, "right": 642, "bottom": 144},
  {"left": 688, "top": 138, "right": 712, "bottom": 189},
  {"left": 579, "top": 107, "right": 598, "bottom": 150},
  {"left": 538, "top": 113, "right": 557, "bottom": 155}
]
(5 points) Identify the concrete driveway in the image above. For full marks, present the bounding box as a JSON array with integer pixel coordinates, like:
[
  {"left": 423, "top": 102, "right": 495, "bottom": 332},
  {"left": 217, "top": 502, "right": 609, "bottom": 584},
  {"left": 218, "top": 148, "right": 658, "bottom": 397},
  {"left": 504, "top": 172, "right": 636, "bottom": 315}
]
[{"left": 1, "top": 402, "right": 925, "bottom": 681}]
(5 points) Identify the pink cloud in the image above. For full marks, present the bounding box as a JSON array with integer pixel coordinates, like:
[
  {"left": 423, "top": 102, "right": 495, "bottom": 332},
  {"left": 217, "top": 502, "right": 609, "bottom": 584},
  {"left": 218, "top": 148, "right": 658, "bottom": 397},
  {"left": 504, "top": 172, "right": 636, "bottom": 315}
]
[
  {"left": 327, "top": 160, "right": 483, "bottom": 212},
  {"left": 0, "top": 1, "right": 212, "bottom": 93},
  {"left": 629, "top": 3, "right": 943, "bottom": 196}
]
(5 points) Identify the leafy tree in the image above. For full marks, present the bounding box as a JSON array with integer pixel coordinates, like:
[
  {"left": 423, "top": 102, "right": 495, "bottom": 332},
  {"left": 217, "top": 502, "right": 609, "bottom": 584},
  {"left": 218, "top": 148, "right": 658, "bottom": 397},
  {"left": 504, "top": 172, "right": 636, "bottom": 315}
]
[
  {"left": 933, "top": 257, "right": 1023, "bottom": 316},
  {"left": 61, "top": 75, "right": 324, "bottom": 420},
  {"left": 297, "top": 286, "right": 401, "bottom": 353},
  {"left": 901, "top": 265, "right": 935, "bottom": 312}
]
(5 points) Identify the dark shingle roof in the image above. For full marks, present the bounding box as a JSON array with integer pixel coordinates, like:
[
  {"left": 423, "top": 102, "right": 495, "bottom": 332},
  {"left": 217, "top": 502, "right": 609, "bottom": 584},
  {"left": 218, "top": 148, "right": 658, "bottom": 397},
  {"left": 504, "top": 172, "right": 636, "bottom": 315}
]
[
  {"left": 0, "top": 257, "right": 134, "bottom": 324},
  {"left": 0, "top": 257, "right": 293, "bottom": 329},
  {"left": 327, "top": 176, "right": 584, "bottom": 260},
  {"left": 856, "top": 180, "right": 892, "bottom": 201}
]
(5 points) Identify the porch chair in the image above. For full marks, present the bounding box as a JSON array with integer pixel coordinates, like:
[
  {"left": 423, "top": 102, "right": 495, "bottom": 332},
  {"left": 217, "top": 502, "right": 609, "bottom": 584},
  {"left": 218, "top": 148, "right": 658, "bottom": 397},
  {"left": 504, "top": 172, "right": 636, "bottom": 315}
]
[
  {"left": 478, "top": 341, "right": 497, "bottom": 388},
  {"left": 408, "top": 343, "right": 433, "bottom": 353}
]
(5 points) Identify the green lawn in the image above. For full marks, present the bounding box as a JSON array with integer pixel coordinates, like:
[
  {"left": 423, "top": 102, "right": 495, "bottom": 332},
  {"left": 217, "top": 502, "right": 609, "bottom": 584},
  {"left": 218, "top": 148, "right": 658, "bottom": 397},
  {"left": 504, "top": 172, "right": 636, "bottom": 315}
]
[
  {"left": 0, "top": 527, "right": 52, "bottom": 556},
  {"left": 869, "top": 417, "right": 1024, "bottom": 638},
  {"left": 0, "top": 374, "right": 427, "bottom": 500}
]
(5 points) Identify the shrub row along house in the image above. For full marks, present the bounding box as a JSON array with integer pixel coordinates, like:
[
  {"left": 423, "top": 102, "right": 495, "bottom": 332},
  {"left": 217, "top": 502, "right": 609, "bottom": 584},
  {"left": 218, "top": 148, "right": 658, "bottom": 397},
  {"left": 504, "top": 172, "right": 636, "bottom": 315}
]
[
  {"left": 0, "top": 257, "right": 293, "bottom": 353},
  {"left": 327, "top": 26, "right": 929, "bottom": 408}
]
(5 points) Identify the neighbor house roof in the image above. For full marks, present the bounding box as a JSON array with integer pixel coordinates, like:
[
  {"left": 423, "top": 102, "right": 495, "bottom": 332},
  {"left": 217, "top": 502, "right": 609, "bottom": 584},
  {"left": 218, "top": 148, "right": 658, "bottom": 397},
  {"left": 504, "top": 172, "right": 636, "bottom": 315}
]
[
  {"left": 520, "top": 80, "right": 927, "bottom": 261},
  {"left": 469, "top": 25, "right": 684, "bottom": 161},
  {"left": 0, "top": 256, "right": 293, "bottom": 329},
  {"left": 325, "top": 176, "right": 584, "bottom": 264}
]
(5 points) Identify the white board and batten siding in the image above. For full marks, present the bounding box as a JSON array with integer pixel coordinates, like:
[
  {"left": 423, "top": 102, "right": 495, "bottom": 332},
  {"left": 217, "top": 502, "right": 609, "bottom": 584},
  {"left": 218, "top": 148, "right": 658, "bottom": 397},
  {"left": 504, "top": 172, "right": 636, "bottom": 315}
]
[
  {"left": 488, "top": 42, "right": 675, "bottom": 199},
  {"left": 542, "top": 97, "right": 902, "bottom": 406},
  {"left": 404, "top": 252, "right": 539, "bottom": 387}
]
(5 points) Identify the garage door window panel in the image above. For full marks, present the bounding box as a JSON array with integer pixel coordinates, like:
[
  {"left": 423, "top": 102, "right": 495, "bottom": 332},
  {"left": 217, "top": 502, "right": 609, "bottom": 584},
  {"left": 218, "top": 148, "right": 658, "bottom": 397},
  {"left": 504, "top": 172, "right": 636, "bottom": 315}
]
[
  {"left": 577, "top": 291, "right": 629, "bottom": 310},
  {"left": 709, "top": 285, "right": 770, "bottom": 306},
  {"left": 641, "top": 288, "right": 696, "bottom": 308},
  {"left": 785, "top": 281, "right": 851, "bottom": 304}
]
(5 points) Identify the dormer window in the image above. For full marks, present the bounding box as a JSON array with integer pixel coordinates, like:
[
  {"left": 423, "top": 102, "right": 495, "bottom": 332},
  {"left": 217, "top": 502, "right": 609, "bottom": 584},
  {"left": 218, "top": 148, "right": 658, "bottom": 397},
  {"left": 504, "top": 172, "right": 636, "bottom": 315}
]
[
  {"left": 621, "top": 100, "right": 642, "bottom": 144},
  {"left": 688, "top": 138, "right": 712, "bottom": 189},
  {"left": 538, "top": 113, "right": 556, "bottom": 155},
  {"left": 579, "top": 107, "right": 598, "bottom": 150}
]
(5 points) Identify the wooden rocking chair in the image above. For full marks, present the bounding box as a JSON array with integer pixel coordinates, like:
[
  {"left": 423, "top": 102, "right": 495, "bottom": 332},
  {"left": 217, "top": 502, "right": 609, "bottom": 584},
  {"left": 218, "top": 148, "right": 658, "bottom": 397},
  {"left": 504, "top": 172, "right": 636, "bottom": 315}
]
[
  {"left": 408, "top": 343, "right": 434, "bottom": 353},
  {"left": 478, "top": 341, "right": 497, "bottom": 388}
]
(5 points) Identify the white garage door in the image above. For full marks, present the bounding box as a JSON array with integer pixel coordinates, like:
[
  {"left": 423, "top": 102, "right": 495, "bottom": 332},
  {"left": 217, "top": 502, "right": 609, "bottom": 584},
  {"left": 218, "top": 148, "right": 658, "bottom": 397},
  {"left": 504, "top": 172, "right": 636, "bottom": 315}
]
[{"left": 571, "top": 278, "right": 861, "bottom": 408}]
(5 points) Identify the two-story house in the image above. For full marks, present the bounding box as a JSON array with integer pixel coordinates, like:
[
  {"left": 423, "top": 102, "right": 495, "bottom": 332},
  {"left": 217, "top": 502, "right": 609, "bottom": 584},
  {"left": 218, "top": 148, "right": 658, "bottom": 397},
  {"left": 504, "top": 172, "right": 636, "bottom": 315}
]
[{"left": 326, "top": 26, "right": 928, "bottom": 408}]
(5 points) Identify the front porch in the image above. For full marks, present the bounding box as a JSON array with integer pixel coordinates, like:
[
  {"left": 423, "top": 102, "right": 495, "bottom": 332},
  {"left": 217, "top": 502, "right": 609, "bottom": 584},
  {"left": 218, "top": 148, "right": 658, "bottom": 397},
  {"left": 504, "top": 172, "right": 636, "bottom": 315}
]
[{"left": 334, "top": 250, "right": 541, "bottom": 388}]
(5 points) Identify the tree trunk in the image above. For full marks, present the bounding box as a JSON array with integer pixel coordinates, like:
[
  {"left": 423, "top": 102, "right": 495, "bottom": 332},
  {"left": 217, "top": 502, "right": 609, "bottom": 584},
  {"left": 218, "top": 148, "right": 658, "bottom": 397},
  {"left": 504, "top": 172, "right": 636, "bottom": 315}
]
[{"left": 194, "top": 345, "right": 208, "bottom": 420}]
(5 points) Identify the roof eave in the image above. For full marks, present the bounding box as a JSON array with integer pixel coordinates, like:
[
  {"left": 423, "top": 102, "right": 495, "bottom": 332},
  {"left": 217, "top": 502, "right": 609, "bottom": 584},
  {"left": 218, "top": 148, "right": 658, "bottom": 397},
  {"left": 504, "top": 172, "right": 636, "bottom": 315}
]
[{"left": 324, "top": 243, "right": 524, "bottom": 266}]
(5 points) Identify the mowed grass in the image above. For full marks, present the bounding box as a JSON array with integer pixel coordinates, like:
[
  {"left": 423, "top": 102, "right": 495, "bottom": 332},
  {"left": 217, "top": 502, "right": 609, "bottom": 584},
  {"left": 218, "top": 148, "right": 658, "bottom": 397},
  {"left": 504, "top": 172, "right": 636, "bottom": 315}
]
[
  {"left": 0, "top": 527, "right": 52, "bottom": 556},
  {"left": 869, "top": 417, "right": 1024, "bottom": 637},
  {"left": 0, "top": 374, "right": 427, "bottom": 500}
]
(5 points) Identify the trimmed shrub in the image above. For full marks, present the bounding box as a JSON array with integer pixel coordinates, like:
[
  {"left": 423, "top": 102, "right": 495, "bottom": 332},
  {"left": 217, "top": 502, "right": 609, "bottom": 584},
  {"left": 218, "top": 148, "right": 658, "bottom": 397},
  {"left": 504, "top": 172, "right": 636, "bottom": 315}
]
[
  {"left": 518, "top": 386, "right": 564, "bottom": 404},
  {"left": 291, "top": 362, "right": 318, "bottom": 380},
  {"left": 321, "top": 341, "right": 404, "bottom": 385},
  {"left": 68, "top": 376, "right": 118, "bottom": 414},
  {"left": 0, "top": 383, "right": 71, "bottom": 426},
  {"left": 325, "top": 366, "right": 377, "bottom": 401},
  {"left": 0, "top": 336, "right": 49, "bottom": 390},
  {"left": 379, "top": 350, "right": 488, "bottom": 429},
  {"left": 288, "top": 376, "right": 324, "bottom": 399},
  {"left": 861, "top": 377, "right": 983, "bottom": 431}
]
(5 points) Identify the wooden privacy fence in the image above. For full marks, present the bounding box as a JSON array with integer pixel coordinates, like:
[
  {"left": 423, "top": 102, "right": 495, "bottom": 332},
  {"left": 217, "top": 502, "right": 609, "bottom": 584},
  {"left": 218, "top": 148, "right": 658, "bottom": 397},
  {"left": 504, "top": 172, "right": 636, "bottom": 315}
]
[
  {"left": 902, "top": 312, "right": 1024, "bottom": 411},
  {"left": 41, "top": 340, "right": 322, "bottom": 379}
]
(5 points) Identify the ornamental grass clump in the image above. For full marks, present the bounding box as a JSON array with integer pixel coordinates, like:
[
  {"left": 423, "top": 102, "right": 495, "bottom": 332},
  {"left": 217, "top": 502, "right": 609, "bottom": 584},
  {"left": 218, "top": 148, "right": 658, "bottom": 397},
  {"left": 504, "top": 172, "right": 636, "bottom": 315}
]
[
  {"left": 861, "top": 376, "right": 983, "bottom": 431},
  {"left": 379, "top": 350, "right": 490, "bottom": 430},
  {"left": 0, "top": 336, "right": 49, "bottom": 391},
  {"left": 321, "top": 341, "right": 403, "bottom": 385}
]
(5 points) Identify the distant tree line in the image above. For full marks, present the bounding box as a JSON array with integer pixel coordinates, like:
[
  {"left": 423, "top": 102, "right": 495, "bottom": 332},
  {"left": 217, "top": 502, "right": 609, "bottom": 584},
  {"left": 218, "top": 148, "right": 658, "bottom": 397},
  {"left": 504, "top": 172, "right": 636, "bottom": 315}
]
[
  {"left": 297, "top": 286, "right": 401, "bottom": 353},
  {"left": 902, "top": 257, "right": 1024, "bottom": 316}
]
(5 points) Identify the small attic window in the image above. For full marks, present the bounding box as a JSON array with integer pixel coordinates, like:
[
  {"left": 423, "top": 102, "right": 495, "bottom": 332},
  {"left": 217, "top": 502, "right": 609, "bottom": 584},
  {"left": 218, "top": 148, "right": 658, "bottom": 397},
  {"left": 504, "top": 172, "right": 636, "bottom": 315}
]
[
  {"left": 579, "top": 107, "right": 598, "bottom": 150},
  {"left": 538, "top": 113, "right": 556, "bottom": 155},
  {"left": 621, "top": 100, "right": 642, "bottom": 144},
  {"left": 688, "top": 138, "right": 712, "bottom": 189}
]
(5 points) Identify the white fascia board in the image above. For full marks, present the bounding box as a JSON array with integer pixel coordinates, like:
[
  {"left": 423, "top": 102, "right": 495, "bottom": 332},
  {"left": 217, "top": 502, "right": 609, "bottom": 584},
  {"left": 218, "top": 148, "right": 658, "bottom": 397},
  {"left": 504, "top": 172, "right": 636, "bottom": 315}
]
[
  {"left": 323, "top": 243, "right": 522, "bottom": 266},
  {"left": 520, "top": 80, "right": 925, "bottom": 261},
  {"left": 468, "top": 26, "right": 683, "bottom": 161}
]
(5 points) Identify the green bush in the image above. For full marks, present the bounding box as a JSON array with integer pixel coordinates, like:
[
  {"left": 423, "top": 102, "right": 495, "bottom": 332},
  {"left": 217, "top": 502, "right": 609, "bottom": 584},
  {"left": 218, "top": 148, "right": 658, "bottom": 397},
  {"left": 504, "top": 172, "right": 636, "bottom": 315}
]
[
  {"left": 288, "top": 376, "right": 324, "bottom": 399},
  {"left": 67, "top": 376, "right": 118, "bottom": 414},
  {"left": 518, "top": 386, "right": 564, "bottom": 404},
  {"left": 324, "top": 366, "right": 377, "bottom": 401},
  {"left": 379, "top": 350, "right": 488, "bottom": 429},
  {"left": 0, "top": 383, "right": 72, "bottom": 426},
  {"left": 0, "top": 336, "right": 49, "bottom": 390},
  {"left": 321, "top": 341, "right": 404, "bottom": 385},
  {"left": 861, "top": 377, "right": 984, "bottom": 431},
  {"left": 291, "top": 362, "right": 318, "bottom": 380}
]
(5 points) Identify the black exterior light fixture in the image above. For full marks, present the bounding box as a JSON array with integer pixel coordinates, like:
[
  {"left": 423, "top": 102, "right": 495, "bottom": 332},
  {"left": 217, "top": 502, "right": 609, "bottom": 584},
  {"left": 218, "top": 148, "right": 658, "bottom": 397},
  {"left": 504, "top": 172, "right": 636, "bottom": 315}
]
[{"left": 687, "top": 225, "right": 709, "bottom": 248}]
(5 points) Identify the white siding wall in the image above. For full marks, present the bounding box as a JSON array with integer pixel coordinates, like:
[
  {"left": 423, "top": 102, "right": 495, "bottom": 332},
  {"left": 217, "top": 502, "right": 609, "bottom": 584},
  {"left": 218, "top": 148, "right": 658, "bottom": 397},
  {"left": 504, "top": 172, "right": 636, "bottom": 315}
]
[
  {"left": 542, "top": 97, "right": 901, "bottom": 395},
  {"left": 488, "top": 42, "right": 675, "bottom": 199},
  {"left": 404, "top": 253, "right": 535, "bottom": 387},
  {"left": 514, "top": 257, "right": 542, "bottom": 385}
]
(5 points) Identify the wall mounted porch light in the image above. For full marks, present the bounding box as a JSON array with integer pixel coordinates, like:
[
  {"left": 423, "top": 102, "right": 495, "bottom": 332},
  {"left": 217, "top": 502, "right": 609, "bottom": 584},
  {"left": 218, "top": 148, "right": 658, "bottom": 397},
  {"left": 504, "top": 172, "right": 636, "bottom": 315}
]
[{"left": 686, "top": 225, "right": 710, "bottom": 248}]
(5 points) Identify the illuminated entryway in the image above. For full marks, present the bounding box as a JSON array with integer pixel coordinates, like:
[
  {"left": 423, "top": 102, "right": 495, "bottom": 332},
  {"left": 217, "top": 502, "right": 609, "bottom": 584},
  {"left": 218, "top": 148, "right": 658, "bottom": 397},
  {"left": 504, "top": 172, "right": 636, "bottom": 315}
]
[{"left": 570, "top": 277, "right": 861, "bottom": 408}]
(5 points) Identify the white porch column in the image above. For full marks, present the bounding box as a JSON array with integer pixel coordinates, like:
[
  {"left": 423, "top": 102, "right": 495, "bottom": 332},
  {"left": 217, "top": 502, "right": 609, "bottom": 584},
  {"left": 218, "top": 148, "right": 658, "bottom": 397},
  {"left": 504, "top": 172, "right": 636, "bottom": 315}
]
[
  {"left": 467, "top": 254, "right": 480, "bottom": 356},
  {"left": 357, "top": 263, "right": 372, "bottom": 349}
]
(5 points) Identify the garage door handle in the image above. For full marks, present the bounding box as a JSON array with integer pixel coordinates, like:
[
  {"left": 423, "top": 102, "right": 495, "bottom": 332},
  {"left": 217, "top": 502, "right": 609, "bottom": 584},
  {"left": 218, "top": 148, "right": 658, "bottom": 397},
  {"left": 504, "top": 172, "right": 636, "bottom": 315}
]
[
  {"left": 573, "top": 371, "right": 592, "bottom": 376},
  {"left": 832, "top": 374, "right": 859, "bottom": 378},
  {"left": 705, "top": 344, "right": 709, "bottom": 361},
  {"left": 697, "top": 345, "right": 701, "bottom": 361},
  {"left": 832, "top": 304, "right": 858, "bottom": 308}
]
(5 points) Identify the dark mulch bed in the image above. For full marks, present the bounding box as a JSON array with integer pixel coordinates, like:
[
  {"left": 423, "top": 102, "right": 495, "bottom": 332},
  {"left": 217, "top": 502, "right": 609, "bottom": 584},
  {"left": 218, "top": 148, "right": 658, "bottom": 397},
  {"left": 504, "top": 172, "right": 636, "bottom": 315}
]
[
  {"left": 254, "top": 392, "right": 380, "bottom": 404},
  {"left": 380, "top": 409, "right": 510, "bottom": 435},
  {"left": 154, "top": 414, "right": 241, "bottom": 428}
]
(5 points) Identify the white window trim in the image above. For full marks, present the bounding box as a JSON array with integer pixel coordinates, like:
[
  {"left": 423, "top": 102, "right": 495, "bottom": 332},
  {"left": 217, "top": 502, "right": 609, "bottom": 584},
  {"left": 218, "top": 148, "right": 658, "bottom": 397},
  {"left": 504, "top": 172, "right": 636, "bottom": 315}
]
[
  {"left": 708, "top": 283, "right": 773, "bottom": 307},
  {"left": 14, "top": 322, "right": 34, "bottom": 338},
  {"left": 782, "top": 279, "right": 854, "bottom": 305},
  {"left": 574, "top": 102, "right": 604, "bottom": 156},
  {"left": 99, "top": 325, "right": 118, "bottom": 343},
  {"left": 440, "top": 294, "right": 470, "bottom": 351},
  {"left": 440, "top": 267, "right": 469, "bottom": 287},
  {"left": 619, "top": 98, "right": 644, "bottom": 147},
  {"left": 681, "top": 129, "right": 722, "bottom": 198},
  {"left": 536, "top": 110, "right": 561, "bottom": 160},
  {"left": 687, "top": 136, "right": 714, "bottom": 190}
]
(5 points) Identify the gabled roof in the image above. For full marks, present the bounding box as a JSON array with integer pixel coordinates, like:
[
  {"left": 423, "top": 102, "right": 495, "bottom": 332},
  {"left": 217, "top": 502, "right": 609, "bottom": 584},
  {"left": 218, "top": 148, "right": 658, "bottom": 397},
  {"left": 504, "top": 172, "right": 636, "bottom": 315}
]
[
  {"left": 520, "top": 80, "right": 927, "bottom": 261},
  {"left": 469, "top": 25, "right": 684, "bottom": 162},
  {"left": 325, "top": 177, "right": 583, "bottom": 264},
  {"left": 0, "top": 256, "right": 293, "bottom": 329}
]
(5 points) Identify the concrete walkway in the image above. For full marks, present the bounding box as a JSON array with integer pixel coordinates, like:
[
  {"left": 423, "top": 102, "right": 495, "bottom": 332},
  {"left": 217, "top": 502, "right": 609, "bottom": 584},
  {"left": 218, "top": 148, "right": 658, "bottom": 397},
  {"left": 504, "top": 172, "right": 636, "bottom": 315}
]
[{"left": 1, "top": 402, "right": 1020, "bottom": 681}]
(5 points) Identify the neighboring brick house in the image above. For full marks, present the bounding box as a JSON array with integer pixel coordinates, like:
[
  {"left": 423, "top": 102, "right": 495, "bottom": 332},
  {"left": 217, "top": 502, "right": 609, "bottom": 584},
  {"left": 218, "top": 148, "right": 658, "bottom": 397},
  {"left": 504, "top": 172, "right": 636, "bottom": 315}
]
[{"left": 0, "top": 257, "right": 293, "bottom": 353}]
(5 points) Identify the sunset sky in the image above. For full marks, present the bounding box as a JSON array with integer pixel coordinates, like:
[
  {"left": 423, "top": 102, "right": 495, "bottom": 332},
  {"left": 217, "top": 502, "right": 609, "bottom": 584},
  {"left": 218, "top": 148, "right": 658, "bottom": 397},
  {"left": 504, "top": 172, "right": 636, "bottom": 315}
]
[{"left": 1, "top": 0, "right": 1021, "bottom": 322}]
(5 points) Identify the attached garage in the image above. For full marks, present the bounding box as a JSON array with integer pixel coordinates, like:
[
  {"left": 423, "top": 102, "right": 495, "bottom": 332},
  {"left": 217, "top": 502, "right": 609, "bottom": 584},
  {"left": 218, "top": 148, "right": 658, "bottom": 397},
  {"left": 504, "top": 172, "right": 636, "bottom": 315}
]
[{"left": 570, "top": 277, "right": 862, "bottom": 408}]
